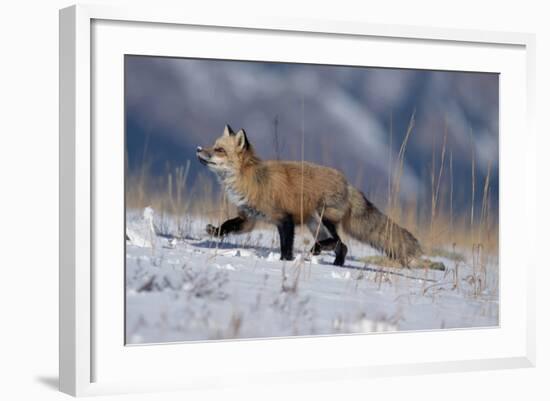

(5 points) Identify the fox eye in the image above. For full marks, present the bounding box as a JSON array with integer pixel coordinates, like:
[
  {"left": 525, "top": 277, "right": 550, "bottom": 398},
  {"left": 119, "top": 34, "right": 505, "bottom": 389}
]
[{"left": 214, "top": 147, "right": 226, "bottom": 154}]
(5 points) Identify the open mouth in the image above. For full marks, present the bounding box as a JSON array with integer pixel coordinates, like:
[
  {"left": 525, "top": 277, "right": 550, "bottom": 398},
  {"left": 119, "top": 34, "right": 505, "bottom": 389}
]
[{"left": 197, "top": 154, "right": 215, "bottom": 166}]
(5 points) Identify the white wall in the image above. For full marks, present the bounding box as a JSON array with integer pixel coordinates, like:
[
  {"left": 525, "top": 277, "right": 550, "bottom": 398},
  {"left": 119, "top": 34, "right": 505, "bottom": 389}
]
[{"left": 0, "top": 0, "right": 547, "bottom": 400}]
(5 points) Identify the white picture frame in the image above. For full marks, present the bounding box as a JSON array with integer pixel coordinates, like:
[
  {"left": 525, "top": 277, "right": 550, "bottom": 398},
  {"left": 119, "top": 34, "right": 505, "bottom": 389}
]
[{"left": 59, "top": 3, "right": 536, "bottom": 397}]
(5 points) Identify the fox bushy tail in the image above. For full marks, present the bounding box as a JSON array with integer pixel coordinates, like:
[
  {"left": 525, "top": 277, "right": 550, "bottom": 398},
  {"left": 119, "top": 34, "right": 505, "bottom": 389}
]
[{"left": 342, "top": 185, "right": 421, "bottom": 265}]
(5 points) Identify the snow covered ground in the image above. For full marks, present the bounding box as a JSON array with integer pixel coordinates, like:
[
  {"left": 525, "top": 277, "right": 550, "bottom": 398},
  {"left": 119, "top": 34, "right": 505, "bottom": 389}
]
[{"left": 125, "top": 208, "right": 499, "bottom": 344}]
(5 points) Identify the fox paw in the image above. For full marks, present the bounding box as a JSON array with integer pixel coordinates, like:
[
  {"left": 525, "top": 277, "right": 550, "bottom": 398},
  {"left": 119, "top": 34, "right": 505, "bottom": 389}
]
[
  {"left": 206, "top": 224, "right": 221, "bottom": 236},
  {"left": 310, "top": 242, "right": 322, "bottom": 255}
]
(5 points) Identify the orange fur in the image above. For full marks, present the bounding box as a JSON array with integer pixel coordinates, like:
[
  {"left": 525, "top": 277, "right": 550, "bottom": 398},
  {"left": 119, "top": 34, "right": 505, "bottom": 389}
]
[{"left": 197, "top": 125, "right": 421, "bottom": 265}]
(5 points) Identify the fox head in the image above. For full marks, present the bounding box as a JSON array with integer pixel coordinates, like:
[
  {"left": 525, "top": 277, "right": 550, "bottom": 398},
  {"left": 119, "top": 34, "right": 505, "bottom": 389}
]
[{"left": 196, "top": 124, "right": 253, "bottom": 176}]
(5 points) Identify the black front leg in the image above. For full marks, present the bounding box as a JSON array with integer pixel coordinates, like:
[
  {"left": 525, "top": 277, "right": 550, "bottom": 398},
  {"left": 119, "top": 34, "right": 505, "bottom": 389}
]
[
  {"left": 276, "top": 214, "right": 295, "bottom": 261},
  {"left": 206, "top": 216, "right": 245, "bottom": 237}
]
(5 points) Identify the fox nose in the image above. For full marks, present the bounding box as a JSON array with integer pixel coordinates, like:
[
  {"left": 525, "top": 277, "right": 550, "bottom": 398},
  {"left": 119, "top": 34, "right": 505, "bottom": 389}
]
[{"left": 196, "top": 146, "right": 203, "bottom": 152}]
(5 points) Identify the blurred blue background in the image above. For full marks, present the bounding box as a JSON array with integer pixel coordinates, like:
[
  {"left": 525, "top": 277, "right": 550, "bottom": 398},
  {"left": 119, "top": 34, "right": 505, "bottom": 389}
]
[{"left": 125, "top": 55, "right": 498, "bottom": 217}]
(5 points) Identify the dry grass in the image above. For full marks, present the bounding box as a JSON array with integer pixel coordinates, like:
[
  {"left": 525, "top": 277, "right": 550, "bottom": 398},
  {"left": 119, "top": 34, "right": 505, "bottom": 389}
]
[{"left": 126, "top": 159, "right": 236, "bottom": 239}]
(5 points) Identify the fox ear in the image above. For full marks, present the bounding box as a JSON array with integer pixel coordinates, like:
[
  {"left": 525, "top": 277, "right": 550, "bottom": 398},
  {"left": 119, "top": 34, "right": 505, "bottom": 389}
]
[
  {"left": 223, "top": 124, "right": 235, "bottom": 136},
  {"left": 235, "top": 129, "right": 249, "bottom": 151}
]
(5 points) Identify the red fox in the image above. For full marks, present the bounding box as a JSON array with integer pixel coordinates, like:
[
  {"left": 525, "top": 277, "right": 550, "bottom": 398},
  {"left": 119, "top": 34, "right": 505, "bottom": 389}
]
[{"left": 196, "top": 125, "right": 421, "bottom": 266}]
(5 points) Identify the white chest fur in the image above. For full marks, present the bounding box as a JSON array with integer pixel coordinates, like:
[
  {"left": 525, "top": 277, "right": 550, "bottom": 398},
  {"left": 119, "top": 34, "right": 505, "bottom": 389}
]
[
  {"left": 217, "top": 171, "right": 248, "bottom": 207},
  {"left": 225, "top": 185, "right": 248, "bottom": 207},
  {"left": 216, "top": 171, "right": 264, "bottom": 218}
]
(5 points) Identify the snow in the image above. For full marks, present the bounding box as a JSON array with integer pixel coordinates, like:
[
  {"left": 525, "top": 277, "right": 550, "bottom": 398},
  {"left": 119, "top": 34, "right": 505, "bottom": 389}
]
[
  {"left": 125, "top": 206, "right": 157, "bottom": 248},
  {"left": 126, "top": 208, "right": 499, "bottom": 344}
]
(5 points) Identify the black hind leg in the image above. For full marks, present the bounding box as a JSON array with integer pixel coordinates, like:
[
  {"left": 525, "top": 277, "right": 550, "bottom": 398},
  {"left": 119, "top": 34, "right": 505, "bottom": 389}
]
[
  {"left": 320, "top": 219, "right": 348, "bottom": 266},
  {"left": 312, "top": 238, "right": 338, "bottom": 253}
]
